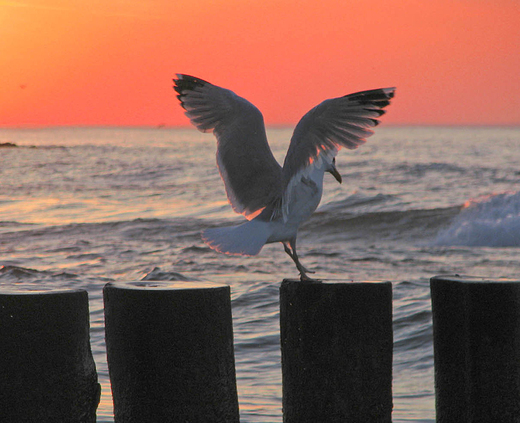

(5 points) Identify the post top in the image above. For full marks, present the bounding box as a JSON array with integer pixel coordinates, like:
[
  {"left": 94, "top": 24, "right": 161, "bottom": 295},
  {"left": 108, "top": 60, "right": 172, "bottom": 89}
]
[
  {"left": 431, "top": 274, "right": 520, "bottom": 284},
  {"left": 105, "top": 280, "right": 229, "bottom": 291},
  {"left": 282, "top": 279, "right": 390, "bottom": 285},
  {"left": 0, "top": 287, "right": 86, "bottom": 296}
]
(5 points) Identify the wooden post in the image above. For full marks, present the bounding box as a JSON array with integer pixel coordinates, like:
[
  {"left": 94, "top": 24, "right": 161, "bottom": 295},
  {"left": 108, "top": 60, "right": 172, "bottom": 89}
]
[
  {"left": 280, "top": 280, "right": 393, "bottom": 423},
  {"left": 103, "top": 281, "right": 239, "bottom": 423},
  {"left": 431, "top": 275, "right": 520, "bottom": 422},
  {"left": 0, "top": 288, "right": 100, "bottom": 423}
]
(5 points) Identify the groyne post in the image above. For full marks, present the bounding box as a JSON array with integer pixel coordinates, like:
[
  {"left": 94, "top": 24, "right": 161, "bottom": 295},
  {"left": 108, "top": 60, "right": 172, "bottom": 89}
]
[
  {"left": 431, "top": 275, "right": 520, "bottom": 422},
  {"left": 0, "top": 288, "right": 100, "bottom": 422},
  {"left": 103, "top": 281, "right": 239, "bottom": 423},
  {"left": 280, "top": 280, "right": 393, "bottom": 423}
]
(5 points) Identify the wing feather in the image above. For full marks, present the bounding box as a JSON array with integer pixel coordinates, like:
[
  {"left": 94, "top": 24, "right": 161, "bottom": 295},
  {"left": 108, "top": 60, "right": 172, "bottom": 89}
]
[{"left": 174, "top": 74, "right": 282, "bottom": 218}]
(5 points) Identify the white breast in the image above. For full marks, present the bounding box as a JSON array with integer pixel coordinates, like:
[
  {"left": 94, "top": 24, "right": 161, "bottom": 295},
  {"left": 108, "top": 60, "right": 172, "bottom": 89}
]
[
  {"left": 286, "top": 167, "right": 325, "bottom": 224},
  {"left": 266, "top": 163, "right": 326, "bottom": 244}
]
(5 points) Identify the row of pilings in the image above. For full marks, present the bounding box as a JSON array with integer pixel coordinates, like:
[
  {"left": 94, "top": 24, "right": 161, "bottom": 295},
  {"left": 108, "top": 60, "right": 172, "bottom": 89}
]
[{"left": 1, "top": 275, "right": 520, "bottom": 422}]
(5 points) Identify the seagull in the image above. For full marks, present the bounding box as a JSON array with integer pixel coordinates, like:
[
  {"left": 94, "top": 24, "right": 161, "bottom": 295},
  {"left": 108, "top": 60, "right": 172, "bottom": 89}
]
[{"left": 173, "top": 74, "right": 395, "bottom": 280}]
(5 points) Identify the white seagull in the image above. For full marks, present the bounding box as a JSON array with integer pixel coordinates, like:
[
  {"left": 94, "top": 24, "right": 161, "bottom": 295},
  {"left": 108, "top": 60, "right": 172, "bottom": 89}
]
[{"left": 173, "top": 74, "right": 395, "bottom": 280}]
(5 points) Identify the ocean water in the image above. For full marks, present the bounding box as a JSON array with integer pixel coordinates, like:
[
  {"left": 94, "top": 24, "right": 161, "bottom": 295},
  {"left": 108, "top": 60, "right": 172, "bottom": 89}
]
[{"left": 1, "top": 126, "right": 519, "bottom": 422}]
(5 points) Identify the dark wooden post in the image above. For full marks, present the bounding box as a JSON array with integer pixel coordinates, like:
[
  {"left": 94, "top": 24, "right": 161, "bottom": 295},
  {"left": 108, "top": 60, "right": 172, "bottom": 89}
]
[
  {"left": 280, "top": 280, "right": 393, "bottom": 423},
  {"left": 0, "top": 288, "right": 100, "bottom": 423},
  {"left": 431, "top": 275, "right": 520, "bottom": 423},
  {"left": 103, "top": 281, "right": 239, "bottom": 423}
]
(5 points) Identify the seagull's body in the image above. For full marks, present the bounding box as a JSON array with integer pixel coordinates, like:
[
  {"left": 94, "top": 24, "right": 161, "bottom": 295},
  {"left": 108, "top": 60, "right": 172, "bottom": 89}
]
[{"left": 173, "top": 74, "right": 395, "bottom": 280}]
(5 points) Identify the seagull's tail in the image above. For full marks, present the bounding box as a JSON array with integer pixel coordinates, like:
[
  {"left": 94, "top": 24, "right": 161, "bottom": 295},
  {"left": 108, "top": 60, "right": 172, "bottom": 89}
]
[{"left": 202, "top": 220, "right": 272, "bottom": 256}]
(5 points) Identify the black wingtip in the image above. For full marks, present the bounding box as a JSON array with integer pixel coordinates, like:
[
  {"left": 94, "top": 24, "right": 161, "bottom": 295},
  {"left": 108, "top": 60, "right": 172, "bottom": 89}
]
[
  {"left": 347, "top": 87, "right": 395, "bottom": 101},
  {"left": 344, "top": 87, "right": 396, "bottom": 111},
  {"left": 173, "top": 74, "right": 211, "bottom": 108},
  {"left": 366, "top": 109, "right": 387, "bottom": 117},
  {"left": 173, "top": 74, "right": 209, "bottom": 91}
]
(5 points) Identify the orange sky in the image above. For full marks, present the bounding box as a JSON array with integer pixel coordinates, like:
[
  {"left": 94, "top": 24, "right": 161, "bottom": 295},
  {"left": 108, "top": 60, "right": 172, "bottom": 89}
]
[{"left": 1, "top": 0, "right": 519, "bottom": 127}]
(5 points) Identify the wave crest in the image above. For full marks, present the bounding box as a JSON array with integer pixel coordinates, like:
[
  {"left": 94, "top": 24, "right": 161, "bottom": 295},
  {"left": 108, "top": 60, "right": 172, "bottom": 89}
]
[{"left": 433, "top": 191, "right": 520, "bottom": 247}]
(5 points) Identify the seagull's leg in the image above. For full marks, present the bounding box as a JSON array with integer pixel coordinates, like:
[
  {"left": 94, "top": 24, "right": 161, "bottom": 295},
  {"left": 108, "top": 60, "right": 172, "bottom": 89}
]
[
  {"left": 282, "top": 242, "right": 299, "bottom": 271},
  {"left": 282, "top": 239, "right": 315, "bottom": 281},
  {"left": 289, "top": 239, "right": 315, "bottom": 277}
]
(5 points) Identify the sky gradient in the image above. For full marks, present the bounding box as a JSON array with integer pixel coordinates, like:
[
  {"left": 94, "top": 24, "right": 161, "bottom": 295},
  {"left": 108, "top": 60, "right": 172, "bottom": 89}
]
[{"left": 1, "top": 0, "right": 520, "bottom": 127}]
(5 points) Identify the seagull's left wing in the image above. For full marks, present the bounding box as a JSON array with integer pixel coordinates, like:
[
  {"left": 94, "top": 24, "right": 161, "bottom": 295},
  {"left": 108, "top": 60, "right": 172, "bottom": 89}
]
[
  {"left": 281, "top": 87, "right": 395, "bottom": 217},
  {"left": 174, "top": 74, "right": 283, "bottom": 219}
]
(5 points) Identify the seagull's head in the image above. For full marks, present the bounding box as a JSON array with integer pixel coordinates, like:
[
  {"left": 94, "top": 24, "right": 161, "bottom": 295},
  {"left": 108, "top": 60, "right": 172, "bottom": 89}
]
[{"left": 327, "top": 157, "right": 342, "bottom": 184}]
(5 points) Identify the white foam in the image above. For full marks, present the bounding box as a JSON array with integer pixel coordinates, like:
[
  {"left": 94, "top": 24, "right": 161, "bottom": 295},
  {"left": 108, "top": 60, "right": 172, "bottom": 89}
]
[{"left": 433, "top": 191, "right": 520, "bottom": 247}]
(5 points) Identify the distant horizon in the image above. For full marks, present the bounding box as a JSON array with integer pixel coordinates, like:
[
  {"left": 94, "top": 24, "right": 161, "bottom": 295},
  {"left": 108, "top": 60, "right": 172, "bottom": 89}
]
[{"left": 2, "top": 123, "right": 520, "bottom": 131}]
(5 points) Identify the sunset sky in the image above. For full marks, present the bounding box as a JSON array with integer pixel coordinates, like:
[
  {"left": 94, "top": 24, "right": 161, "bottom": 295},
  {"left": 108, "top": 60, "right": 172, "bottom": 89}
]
[{"left": 1, "top": 0, "right": 519, "bottom": 127}]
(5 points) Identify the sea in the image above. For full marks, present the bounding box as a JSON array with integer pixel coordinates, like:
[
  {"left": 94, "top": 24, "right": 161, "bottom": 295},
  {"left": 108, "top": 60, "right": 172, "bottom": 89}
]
[{"left": 1, "top": 126, "right": 519, "bottom": 422}]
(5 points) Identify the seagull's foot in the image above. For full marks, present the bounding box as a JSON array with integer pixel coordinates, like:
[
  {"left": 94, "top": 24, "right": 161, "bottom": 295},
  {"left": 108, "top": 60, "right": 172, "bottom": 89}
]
[
  {"left": 298, "top": 264, "right": 319, "bottom": 282},
  {"left": 299, "top": 272, "right": 322, "bottom": 283}
]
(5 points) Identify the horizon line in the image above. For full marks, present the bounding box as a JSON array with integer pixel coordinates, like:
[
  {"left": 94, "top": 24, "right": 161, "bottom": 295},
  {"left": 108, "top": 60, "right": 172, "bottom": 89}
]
[{"left": 2, "top": 122, "right": 520, "bottom": 130}]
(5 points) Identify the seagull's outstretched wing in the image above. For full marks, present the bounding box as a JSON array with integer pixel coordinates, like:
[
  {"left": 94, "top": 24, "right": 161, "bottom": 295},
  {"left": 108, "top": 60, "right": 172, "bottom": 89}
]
[
  {"left": 174, "top": 74, "right": 282, "bottom": 219},
  {"left": 281, "top": 87, "right": 395, "bottom": 216}
]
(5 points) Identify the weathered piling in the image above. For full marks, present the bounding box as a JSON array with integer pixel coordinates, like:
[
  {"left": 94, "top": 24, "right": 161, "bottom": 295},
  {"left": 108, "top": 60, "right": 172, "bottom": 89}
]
[
  {"left": 0, "top": 288, "right": 100, "bottom": 423},
  {"left": 280, "top": 279, "right": 393, "bottom": 423},
  {"left": 103, "top": 281, "right": 239, "bottom": 423},
  {"left": 431, "top": 275, "right": 520, "bottom": 423}
]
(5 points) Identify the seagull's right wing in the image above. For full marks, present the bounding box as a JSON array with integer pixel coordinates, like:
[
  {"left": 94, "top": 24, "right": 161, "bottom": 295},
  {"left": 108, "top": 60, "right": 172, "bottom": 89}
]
[
  {"left": 174, "top": 74, "right": 282, "bottom": 219},
  {"left": 281, "top": 87, "right": 395, "bottom": 219}
]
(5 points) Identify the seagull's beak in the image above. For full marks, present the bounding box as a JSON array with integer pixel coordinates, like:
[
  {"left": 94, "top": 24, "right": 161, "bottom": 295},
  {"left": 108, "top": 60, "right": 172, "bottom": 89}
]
[{"left": 328, "top": 164, "right": 342, "bottom": 184}]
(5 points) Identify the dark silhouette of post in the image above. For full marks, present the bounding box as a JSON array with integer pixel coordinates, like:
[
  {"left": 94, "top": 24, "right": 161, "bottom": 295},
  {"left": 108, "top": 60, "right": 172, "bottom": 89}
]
[
  {"left": 103, "top": 281, "right": 239, "bottom": 423},
  {"left": 431, "top": 275, "right": 520, "bottom": 422},
  {"left": 0, "top": 288, "right": 100, "bottom": 423},
  {"left": 280, "top": 279, "right": 393, "bottom": 423}
]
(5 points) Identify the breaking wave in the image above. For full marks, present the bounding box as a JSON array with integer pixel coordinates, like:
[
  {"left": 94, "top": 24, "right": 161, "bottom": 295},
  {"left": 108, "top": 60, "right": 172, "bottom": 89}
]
[{"left": 433, "top": 191, "right": 520, "bottom": 247}]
